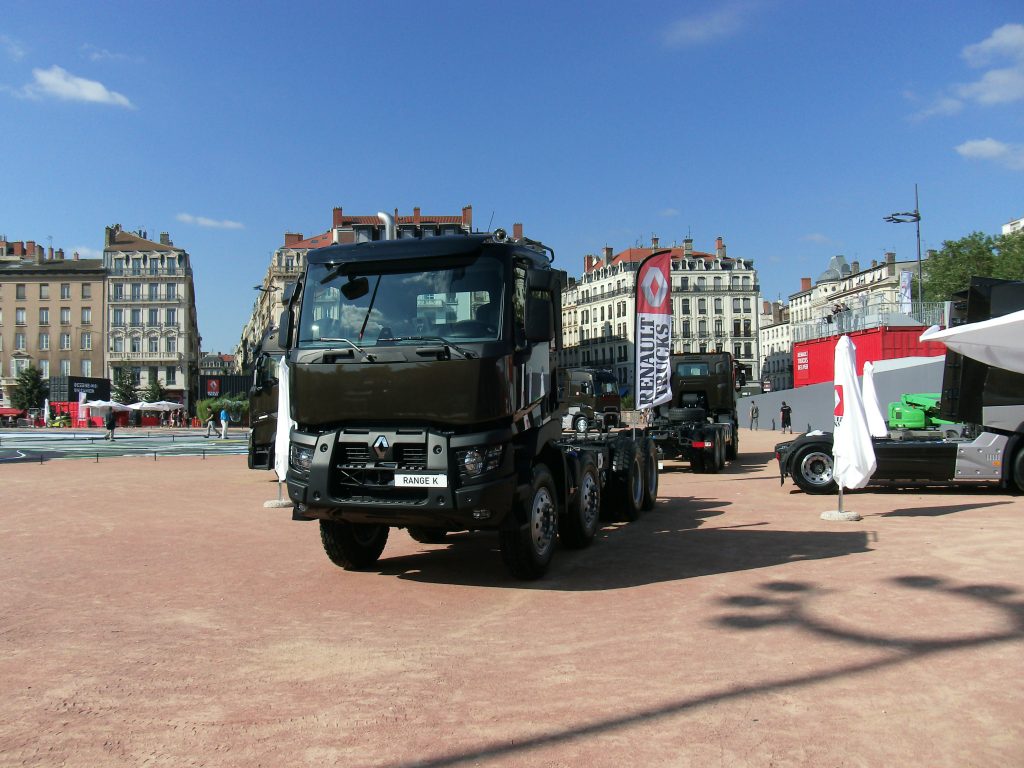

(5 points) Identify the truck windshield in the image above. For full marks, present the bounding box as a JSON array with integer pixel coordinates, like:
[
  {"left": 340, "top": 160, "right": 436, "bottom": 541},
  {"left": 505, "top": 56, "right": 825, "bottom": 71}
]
[
  {"left": 676, "top": 362, "right": 710, "bottom": 377},
  {"left": 595, "top": 378, "right": 618, "bottom": 395},
  {"left": 298, "top": 255, "right": 505, "bottom": 348}
]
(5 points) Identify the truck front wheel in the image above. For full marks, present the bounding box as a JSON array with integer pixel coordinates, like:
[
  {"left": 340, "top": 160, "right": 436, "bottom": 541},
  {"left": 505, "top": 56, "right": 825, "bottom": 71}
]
[
  {"left": 641, "top": 439, "right": 659, "bottom": 511},
  {"left": 573, "top": 415, "right": 589, "bottom": 434},
  {"left": 1012, "top": 446, "right": 1024, "bottom": 493},
  {"left": 407, "top": 527, "right": 448, "bottom": 544},
  {"left": 791, "top": 445, "right": 838, "bottom": 494},
  {"left": 500, "top": 464, "right": 558, "bottom": 579},
  {"left": 320, "top": 520, "right": 389, "bottom": 569}
]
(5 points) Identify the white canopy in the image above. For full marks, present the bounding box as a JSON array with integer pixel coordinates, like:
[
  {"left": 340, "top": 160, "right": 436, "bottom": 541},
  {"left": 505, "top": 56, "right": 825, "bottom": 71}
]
[
  {"left": 128, "top": 400, "right": 184, "bottom": 411},
  {"left": 920, "top": 309, "right": 1024, "bottom": 375},
  {"left": 83, "top": 400, "right": 132, "bottom": 412}
]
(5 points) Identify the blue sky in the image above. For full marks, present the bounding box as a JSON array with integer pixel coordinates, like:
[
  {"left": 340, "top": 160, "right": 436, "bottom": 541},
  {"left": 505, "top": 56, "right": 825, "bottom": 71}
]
[{"left": 2, "top": 1, "right": 1022, "bottom": 353}]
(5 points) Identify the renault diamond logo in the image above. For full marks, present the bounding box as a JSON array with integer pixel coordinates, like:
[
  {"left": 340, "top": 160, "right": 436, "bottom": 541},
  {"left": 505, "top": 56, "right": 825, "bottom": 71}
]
[
  {"left": 641, "top": 269, "right": 668, "bottom": 308},
  {"left": 372, "top": 435, "right": 390, "bottom": 459}
]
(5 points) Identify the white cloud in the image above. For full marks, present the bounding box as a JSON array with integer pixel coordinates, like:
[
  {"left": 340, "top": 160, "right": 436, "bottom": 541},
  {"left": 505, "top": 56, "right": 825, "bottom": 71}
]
[
  {"left": 914, "top": 23, "right": 1024, "bottom": 118},
  {"left": 955, "top": 138, "right": 1024, "bottom": 171},
  {"left": 962, "top": 23, "right": 1024, "bottom": 67},
  {"left": 73, "top": 246, "right": 102, "bottom": 258},
  {"left": 658, "top": 207, "right": 680, "bottom": 218},
  {"left": 80, "top": 44, "right": 129, "bottom": 63},
  {"left": 21, "top": 65, "right": 134, "bottom": 108},
  {"left": 176, "top": 213, "right": 245, "bottom": 230},
  {"left": 801, "top": 233, "right": 832, "bottom": 245},
  {"left": 663, "top": 2, "right": 758, "bottom": 47},
  {"left": 1, "top": 33, "right": 26, "bottom": 60}
]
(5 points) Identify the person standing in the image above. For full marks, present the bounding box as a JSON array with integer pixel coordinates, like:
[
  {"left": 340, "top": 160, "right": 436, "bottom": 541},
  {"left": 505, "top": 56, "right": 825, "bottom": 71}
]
[
  {"left": 205, "top": 411, "right": 216, "bottom": 438},
  {"left": 220, "top": 406, "right": 230, "bottom": 439},
  {"left": 749, "top": 400, "right": 759, "bottom": 431},
  {"left": 780, "top": 401, "right": 793, "bottom": 434},
  {"left": 104, "top": 409, "right": 117, "bottom": 441}
]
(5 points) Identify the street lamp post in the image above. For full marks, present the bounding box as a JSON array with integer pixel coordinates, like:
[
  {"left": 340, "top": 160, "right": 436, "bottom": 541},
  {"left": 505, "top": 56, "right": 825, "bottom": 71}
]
[{"left": 884, "top": 183, "right": 923, "bottom": 306}]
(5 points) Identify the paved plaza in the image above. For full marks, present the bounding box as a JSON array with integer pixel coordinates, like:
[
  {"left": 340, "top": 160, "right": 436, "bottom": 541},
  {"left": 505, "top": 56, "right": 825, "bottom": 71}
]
[
  {"left": 0, "top": 427, "right": 248, "bottom": 463},
  {"left": 1, "top": 429, "right": 1022, "bottom": 767}
]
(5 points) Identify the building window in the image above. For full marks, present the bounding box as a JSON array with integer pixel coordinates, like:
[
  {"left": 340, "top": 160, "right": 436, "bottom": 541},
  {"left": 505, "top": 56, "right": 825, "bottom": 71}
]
[
  {"left": 60, "top": 308, "right": 70, "bottom": 325},
  {"left": 82, "top": 283, "right": 91, "bottom": 299},
  {"left": 148, "top": 336, "right": 159, "bottom": 353},
  {"left": 698, "top": 319, "right": 707, "bottom": 336},
  {"left": 744, "top": 342, "right": 752, "bottom": 357},
  {"left": 149, "top": 308, "right": 159, "bottom": 326},
  {"left": 60, "top": 283, "right": 71, "bottom": 299},
  {"left": 60, "top": 359, "right": 71, "bottom": 377},
  {"left": 16, "top": 308, "right": 26, "bottom": 325},
  {"left": 81, "top": 307, "right": 92, "bottom": 324},
  {"left": 149, "top": 366, "right": 159, "bottom": 384},
  {"left": 81, "top": 332, "right": 92, "bottom": 351},
  {"left": 40, "top": 284, "right": 50, "bottom": 299},
  {"left": 15, "top": 332, "right": 26, "bottom": 350},
  {"left": 60, "top": 333, "right": 71, "bottom": 350},
  {"left": 167, "top": 283, "right": 177, "bottom": 300},
  {"left": 16, "top": 284, "right": 26, "bottom": 300},
  {"left": 130, "top": 336, "right": 141, "bottom": 353},
  {"left": 733, "top": 298, "right": 741, "bottom": 312},
  {"left": 81, "top": 360, "right": 92, "bottom": 377},
  {"left": 714, "top": 297, "right": 723, "bottom": 313},
  {"left": 698, "top": 298, "right": 707, "bottom": 314},
  {"left": 681, "top": 298, "right": 690, "bottom": 314},
  {"left": 743, "top": 297, "right": 751, "bottom": 311},
  {"left": 165, "top": 366, "right": 176, "bottom": 385},
  {"left": 113, "top": 308, "right": 124, "bottom": 326},
  {"left": 166, "top": 336, "right": 177, "bottom": 354},
  {"left": 734, "top": 343, "right": 742, "bottom": 358},
  {"left": 131, "top": 309, "right": 141, "bottom": 326},
  {"left": 39, "top": 359, "right": 49, "bottom": 378},
  {"left": 39, "top": 332, "right": 49, "bottom": 350},
  {"left": 131, "top": 367, "right": 141, "bottom": 385},
  {"left": 149, "top": 283, "right": 159, "bottom": 301},
  {"left": 39, "top": 308, "right": 50, "bottom": 325},
  {"left": 113, "top": 337, "right": 124, "bottom": 353}
]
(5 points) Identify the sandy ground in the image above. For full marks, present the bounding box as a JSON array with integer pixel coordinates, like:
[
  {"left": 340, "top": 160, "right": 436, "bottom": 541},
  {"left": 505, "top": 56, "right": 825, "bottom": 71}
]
[{"left": 1, "top": 428, "right": 1022, "bottom": 767}]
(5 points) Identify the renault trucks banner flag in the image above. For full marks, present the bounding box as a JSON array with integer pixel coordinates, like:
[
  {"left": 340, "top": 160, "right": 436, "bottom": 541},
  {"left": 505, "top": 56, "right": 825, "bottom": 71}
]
[{"left": 634, "top": 250, "right": 673, "bottom": 410}]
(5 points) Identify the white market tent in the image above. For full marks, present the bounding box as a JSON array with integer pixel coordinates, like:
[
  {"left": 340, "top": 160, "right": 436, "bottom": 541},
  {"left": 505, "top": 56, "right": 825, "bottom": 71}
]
[
  {"left": 920, "top": 309, "right": 1024, "bottom": 375},
  {"left": 127, "top": 400, "right": 184, "bottom": 411},
  {"left": 82, "top": 400, "right": 132, "bottom": 412}
]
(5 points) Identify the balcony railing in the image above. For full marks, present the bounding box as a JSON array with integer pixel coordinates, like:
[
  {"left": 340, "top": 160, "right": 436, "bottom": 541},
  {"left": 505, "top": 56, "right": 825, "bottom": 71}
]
[{"left": 790, "top": 301, "right": 947, "bottom": 344}]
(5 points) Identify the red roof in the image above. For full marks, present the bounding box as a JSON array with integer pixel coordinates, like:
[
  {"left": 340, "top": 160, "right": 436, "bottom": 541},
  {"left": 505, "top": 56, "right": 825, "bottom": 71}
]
[{"left": 610, "top": 246, "right": 722, "bottom": 265}]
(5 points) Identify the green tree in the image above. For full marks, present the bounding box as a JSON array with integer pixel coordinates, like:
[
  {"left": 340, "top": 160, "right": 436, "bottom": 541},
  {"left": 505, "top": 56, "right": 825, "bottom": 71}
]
[
  {"left": 11, "top": 366, "right": 47, "bottom": 411},
  {"left": 994, "top": 230, "right": 1024, "bottom": 281},
  {"left": 922, "top": 231, "right": 996, "bottom": 301},
  {"left": 111, "top": 368, "right": 139, "bottom": 404},
  {"left": 143, "top": 378, "right": 167, "bottom": 403}
]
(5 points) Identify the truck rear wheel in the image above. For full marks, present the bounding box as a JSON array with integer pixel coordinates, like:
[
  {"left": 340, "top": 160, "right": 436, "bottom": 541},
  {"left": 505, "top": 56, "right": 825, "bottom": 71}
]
[
  {"left": 791, "top": 445, "right": 838, "bottom": 494},
  {"left": 573, "top": 414, "right": 589, "bottom": 434},
  {"left": 320, "top": 520, "right": 389, "bottom": 569},
  {"left": 1012, "top": 445, "right": 1024, "bottom": 493},
  {"left": 407, "top": 527, "right": 448, "bottom": 544},
  {"left": 607, "top": 439, "right": 643, "bottom": 521},
  {"left": 500, "top": 464, "right": 558, "bottom": 579},
  {"left": 641, "top": 439, "right": 659, "bottom": 511},
  {"left": 560, "top": 453, "right": 601, "bottom": 549},
  {"left": 690, "top": 454, "right": 706, "bottom": 473},
  {"left": 725, "top": 426, "right": 738, "bottom": 461}
]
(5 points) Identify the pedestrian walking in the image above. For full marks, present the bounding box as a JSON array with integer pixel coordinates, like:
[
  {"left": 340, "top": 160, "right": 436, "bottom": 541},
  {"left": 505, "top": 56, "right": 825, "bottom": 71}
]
[
  {"left": 749, "top": 400, "right": 759, "bottom": 431},
  {"left": 104, "top": 409, "right": 117, "bottom": 441},
  {"left": 780, "top": 401, "right": 793, "bottom": 434},
  {"left": 220, "top": 406, "right": 230, "bottom": 439},
  {"left": 204, "top": 412, "right": 216, "bottom": 438}
]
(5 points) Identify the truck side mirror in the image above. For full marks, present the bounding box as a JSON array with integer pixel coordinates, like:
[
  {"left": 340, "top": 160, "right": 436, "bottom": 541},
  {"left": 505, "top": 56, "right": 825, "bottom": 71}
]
[
  {"left": 278, "top": 309, "right": 293, "bottom": 349},
  {"left": 525, "top": 297, "right": 554, "bottom": 342}
]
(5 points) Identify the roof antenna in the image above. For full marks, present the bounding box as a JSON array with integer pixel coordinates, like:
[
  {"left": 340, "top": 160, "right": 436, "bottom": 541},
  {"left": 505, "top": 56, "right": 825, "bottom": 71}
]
[{"left": 486, "top": 211, "right": 495, "bottom": 233}]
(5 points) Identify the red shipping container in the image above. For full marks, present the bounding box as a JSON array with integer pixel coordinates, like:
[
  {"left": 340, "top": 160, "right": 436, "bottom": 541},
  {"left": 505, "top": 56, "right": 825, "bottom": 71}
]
[{"left": 792, "top": 327, "right": 946, "bottom": 387}]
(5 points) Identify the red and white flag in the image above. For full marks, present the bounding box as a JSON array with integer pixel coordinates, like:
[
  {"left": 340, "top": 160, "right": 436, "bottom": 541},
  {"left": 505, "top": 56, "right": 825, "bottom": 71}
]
[
  {"left": 634, "top": 250, "right": 673, "bottom": 410},
  {"left": 833, "top": 336, "right": 876, "bottom": 489}
]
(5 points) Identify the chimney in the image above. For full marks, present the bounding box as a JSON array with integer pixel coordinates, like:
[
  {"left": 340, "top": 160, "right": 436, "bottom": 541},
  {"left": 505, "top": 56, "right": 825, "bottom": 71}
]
[
  {"left": 462, "top": 205, "right": 473, "bottom": 231},
  {"left": 72, "top": 251, "right": 79, "bottom": 261},
  {"left": 603, "top": 246, "right": 614, "bottom": 261},
  {"left": 683, "top": 238, "right": 693, "bottom": 256},
  {"left": 33, "top": 244, "right": 44, "bottom": 264},
  {"left": 27, "top": 240, "right": 36, "bottom": 256},
  {"left": 512, "top": 222, "right": 523, "bottom": 241},
  {"left": 413, "top": 207, "right": 421, "bottom": 224},
  {"left": 104, "top": 225, "right": 117, "bottom": 247},
  {"left": 885, "top": 252, "right": 895, "bottom": 264},
  {"left": 651, "top": 235, "right": 660, "bottom": 248},
  {"left": 762, "top": 300, "right": 771, "bottom": 314},
  {"left": 47, "top": 246, "right": 54, "bottom": 260},
  {"left": 584, "top": 255, "right": 600, "bottom": 273},
  {"left": 332, "top": 206, "right": 344, "bottom": 228},
  {"left": 13, "top": 241, "right": 24, "bottom": 257},
  {"left": 871, "top": 259, "right": 877, "bottom": 269},
  {"left": 801, "top": 277, "right": 812, "bottom": 292},
  {"left": 160, "top": 232, "right": 171, "bottom": 245},
  {"left": 284, "top": 232, "right": 303, "bottom": 247},
  {"left": 850, "top": 260, "right": 859, "bottom": 273},
  {"left": 715, "top": 236, "right": 726, "bottom": 258},
  {"left": 56, "top": 248, "right": 65, "bottom": 261}
]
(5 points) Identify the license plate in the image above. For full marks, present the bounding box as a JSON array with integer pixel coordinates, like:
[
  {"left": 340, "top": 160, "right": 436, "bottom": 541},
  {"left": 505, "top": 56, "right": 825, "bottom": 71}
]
[{"left": 395, "top": 473, "right": 448, "bottom": 488}]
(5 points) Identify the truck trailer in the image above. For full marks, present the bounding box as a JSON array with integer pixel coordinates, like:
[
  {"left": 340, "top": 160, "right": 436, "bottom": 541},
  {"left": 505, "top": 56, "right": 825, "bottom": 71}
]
[
  {"left": 276, "top": 230, "right": 658, "bottom": 578},
  {"left": 776, "top": 277, "right": 1024, "bottom": 493}
]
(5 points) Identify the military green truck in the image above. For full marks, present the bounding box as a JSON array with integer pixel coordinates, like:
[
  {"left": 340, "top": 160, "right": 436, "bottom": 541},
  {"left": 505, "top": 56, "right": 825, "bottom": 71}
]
[
  {"left": 276, "top": 230, "right": 658, "bottom": 579},
  {"left": 647, "top": 352, "right": 740, "bottom": 472},
  {"left": 561, "top": 367, "right": 621, "bottom": 433},
  {"left": 247, "top": 326, "right": 283, "bottom": 470}
]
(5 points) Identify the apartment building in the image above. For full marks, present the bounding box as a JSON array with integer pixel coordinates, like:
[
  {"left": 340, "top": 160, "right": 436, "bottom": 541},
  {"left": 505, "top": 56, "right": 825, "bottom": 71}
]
[
  {"left": 102, "top": 225, "right": 200, "bottom": 406},
  {"left": 0, "top": 239, "right": 105, "bottom": 406},
  {"left": 559, "top": 236, "right": 760, "bottom": 393},
  {"left": 236, "top": 205, "right": 477, "bottom": 372}
]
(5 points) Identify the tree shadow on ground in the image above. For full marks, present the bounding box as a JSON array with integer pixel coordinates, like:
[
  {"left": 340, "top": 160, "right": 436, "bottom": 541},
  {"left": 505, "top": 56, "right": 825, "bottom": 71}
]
[
  {"left": 879, "top": 501, "right": 1015, "bottom": 517},
  {"left": 372, "top": 494, "right": 871, "bottom": 591},
  {"left": 380, "top": 574, "right": 1024, "bottom": 768}
]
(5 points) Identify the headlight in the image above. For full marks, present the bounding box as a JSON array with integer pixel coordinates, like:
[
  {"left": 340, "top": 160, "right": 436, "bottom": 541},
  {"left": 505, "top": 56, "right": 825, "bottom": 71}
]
[
  {"left": 456, "top": 445, "right": 503, "bottom": 478},
  {"left": 289, "top": 443, "right": 313, "bottom": 472}
]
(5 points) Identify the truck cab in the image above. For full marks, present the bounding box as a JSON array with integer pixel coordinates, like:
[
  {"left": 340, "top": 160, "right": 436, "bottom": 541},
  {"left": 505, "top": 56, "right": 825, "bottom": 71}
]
[
  {"left": 247, "top": 327, "right": 283, "bottom": 470},
  {"left": 561, "top": 367, "right": 620, "bottom": 432}
]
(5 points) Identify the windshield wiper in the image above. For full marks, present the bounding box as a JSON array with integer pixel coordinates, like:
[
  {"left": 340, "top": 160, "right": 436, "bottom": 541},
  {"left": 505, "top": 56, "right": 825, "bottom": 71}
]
[
  {"left": 317, "top": 337, "right": 376, "bottom": 362},
  {"left": 385, "top": 336, "right": 478, "bottom": 359}
]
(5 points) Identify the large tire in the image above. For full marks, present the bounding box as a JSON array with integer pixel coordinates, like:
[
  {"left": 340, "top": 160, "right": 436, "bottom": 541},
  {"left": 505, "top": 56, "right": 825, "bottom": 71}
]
[
  {"left": 641, "top": 438, "right": 659, "bottom": 511},
  {"left": 407, "top": 527, "right": 448, "bottom": 544},
  {"left": 560, "top": 453, "right": 601, "bottom": 549},
  {"left": 1011, "top": 445, "right": 1024, "bottom": 493},
  {"left": 725, "top": 424, "right": 738, "bottom": 461},
  {"left": 791, "top": 444, "right": 838, "bottom": 494},
  {"left": 573, "top": 415, "right": 589, "bottom": 434},
  {"left": 690, "top": 454, "right": 706, "bottom": 474},
  {"left": 607, "top": 439, "right": 644, "bottom": 522},
  {"left": 500, "top": 464, "right": 558, "bottom": 579},
  {"left": 320, "top": 520, "right": 389, "bottom": 569}
]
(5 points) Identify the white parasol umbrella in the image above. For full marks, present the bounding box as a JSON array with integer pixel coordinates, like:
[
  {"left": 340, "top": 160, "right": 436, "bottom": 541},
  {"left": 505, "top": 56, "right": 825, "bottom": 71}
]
[
  {"left": 84, "top": 400, "right": 132, "bottom": 411},
  {"left": 43, "top": 398, "right": 50, "bottom": 426},
  {"left": 265, "top": 355, "right": 295, "bottom": 508},
  {"left": 861, "top": 361, "right": 889, "bottom": 438},
  {"left": 920, "top": 309, "right": 1024, "bottom": 375},
  {"left": 824, "top": 335, "right": 876, "bottom": 521}
]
